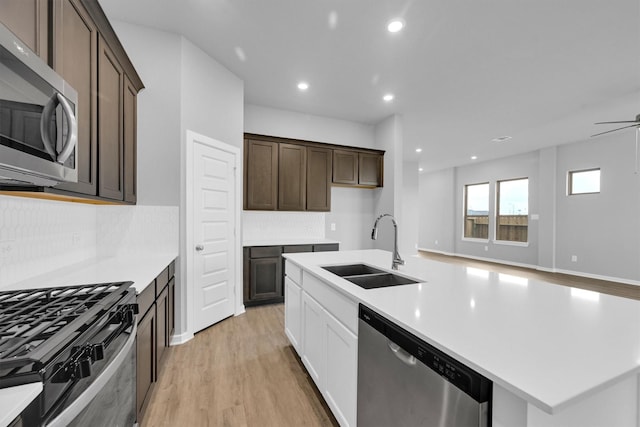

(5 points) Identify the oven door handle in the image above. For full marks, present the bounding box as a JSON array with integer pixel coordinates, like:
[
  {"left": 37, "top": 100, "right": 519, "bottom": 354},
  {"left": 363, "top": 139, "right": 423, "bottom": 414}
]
[{"left": 45, "top": 323, "right": 137, "bottom": 427}]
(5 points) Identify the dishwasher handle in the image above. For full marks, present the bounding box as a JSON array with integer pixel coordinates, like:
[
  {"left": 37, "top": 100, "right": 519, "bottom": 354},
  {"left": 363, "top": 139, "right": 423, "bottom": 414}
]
[{"left": 388, "top": 340, "right": 417, "bottom": 366}]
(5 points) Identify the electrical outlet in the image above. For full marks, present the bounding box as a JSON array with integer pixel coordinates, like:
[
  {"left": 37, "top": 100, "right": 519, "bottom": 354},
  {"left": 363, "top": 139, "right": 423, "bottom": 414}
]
[
  {"left": 571, "top": 255, "right": 577, "bottom": 262},
  {"left": 484, "top": 245, "right": 489, "bottom": 251},
  {"left": 435, "top": 240, "right": 438, "bottom": 245},
  {"left": 330, "top": 223, "right": 336, "bottom": 231},
  {"left": 71, "top": 232, "right": 81, "bottom": 245}
]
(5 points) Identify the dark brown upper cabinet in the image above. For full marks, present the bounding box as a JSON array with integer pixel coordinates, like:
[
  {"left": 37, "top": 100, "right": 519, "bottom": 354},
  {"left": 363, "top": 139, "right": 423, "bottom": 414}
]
[
  {"left": 52, "top": 0, "right": 98, "bottom": 196},
  {"left": 358, "top": 152, "right": 383, "bottom": 187},
  {"left": 243, "top": 133, "right": 384, "bottom": 212},
  {"left": 97, "top": 36, "right": 124, "bottom": 201},
  {"left": 124, "top": 76, "right": 137, "bottom": 203},
  {"left": 332, "top": 150, "right": 358, "bottom": 185},
  {"left": 0, "top": 0, "right": 48, "bottom": 62},
  {"left": 244, "top": 139, "right": 279, "bottom": 210},
  {"left": 278, "top": 143, "right": 307, "bottom": 211},
  {"left": 0, "top": 0, "right": 144, "bottom": 204},
  {"left": 307, "top": 146, "right": 332, "bottom": 211}
]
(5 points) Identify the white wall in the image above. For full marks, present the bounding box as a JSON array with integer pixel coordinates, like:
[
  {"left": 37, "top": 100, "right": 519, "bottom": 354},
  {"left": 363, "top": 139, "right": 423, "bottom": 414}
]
[
  {"left": 372, "top": 115, "right": 403, "bottom": 253},
  {"left": 554, "top": 132, "right": 640, "bottom": 281},
  {"left": 244, "top": 104, "right": 378, "bottom": 250},
  {"left": 418, "top": 168, "right": 456, "bottom": 254},
  {"left": 418, "top": 132, "right": 640, "bottom": 283},
  {"left": 245, "top": 104, "right": 374, "bottom": 147},
  {"left": 180, "top": 40, "right": 244, "bottom": 150},
  {"left": 401, "top": 162, "right": 419, "bottom": 256}
]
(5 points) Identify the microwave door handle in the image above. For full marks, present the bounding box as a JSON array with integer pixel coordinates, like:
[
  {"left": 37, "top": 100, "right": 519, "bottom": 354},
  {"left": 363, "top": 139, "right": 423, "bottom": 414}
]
[
  {"left": 40, "top": 94, "right": 58, "bottom": 161},
  {"left": 55, "top": 93, "right": 78, "bottom": 164}
]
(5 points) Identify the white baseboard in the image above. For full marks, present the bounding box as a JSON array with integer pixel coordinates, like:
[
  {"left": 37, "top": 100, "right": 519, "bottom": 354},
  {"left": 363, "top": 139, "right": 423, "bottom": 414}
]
[{"left": 169, "top": 331, "right": 194, "bottom": 346}]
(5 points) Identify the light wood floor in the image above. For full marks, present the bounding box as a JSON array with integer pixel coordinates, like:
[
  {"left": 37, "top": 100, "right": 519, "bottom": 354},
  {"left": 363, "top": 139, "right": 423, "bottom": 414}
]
[
  {"left": 418, "top": 251, "right": 639, "bottom": 300},
  {"left": 141, "top": 304, "right": 339, "bottom": 427},
  {"left": 142, "top": 252, "right": 638, "bottom": 427}
]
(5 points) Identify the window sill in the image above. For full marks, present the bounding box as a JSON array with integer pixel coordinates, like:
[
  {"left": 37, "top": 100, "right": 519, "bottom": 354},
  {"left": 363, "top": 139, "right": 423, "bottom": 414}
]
[
  {"left": 493, "top": 240, "right": 529, "bottom": 247},
  {"left": 462, "top": 237, "right": 489, "bottom": 243}
]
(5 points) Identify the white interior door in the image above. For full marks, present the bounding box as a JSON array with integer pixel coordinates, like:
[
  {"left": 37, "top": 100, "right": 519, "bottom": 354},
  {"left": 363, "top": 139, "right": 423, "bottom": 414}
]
[{"left": 192, "top": 140, "right": 237, "bottom": 333}]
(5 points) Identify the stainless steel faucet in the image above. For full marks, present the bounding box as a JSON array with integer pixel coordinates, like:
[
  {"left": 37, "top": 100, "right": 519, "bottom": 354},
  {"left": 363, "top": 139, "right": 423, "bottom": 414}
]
[{"left": 371, "top": 213, "right": 404, "bottom": 270}]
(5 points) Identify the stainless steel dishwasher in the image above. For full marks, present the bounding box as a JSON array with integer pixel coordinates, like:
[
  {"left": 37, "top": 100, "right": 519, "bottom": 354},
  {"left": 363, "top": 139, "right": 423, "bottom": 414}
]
[{"left": 357, "top": 304, "right": 492, "bottom": 427}]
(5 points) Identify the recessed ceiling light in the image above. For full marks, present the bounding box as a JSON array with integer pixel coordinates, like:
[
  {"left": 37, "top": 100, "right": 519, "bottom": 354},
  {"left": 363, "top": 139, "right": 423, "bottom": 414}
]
[
  {"left": 491, "top": 136, "right": 512, "bottom": 143},
  {"left": 415, "top": 148, "right": 422, "bottom": 153},
  {"left": 383, "top": 94, "right": 394, "bottom": 102},
  {"left": 419, "top": 167, "right": 424, "bottom": 172},
  {"left": 387, "top": 19, "right": 405, "bottom": 33},
  {"left": 471, "top": 155, "right": 478, "bottom": 160},
  {"left": 297, "top": 82, "right": 309, "bottom": 91}
]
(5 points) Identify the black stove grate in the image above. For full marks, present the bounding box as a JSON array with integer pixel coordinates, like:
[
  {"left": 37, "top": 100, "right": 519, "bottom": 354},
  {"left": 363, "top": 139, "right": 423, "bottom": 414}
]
[{"left": 0, "top": 282, "right": 133, "bottom": 374}]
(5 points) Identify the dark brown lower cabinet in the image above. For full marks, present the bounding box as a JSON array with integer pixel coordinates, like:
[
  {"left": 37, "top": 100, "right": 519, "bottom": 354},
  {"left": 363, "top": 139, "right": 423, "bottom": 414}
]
[
  {"left": 243, "top": 243, "right": 338, "bottom": 306},
  {"left": 136, "top": 259, "right": 176, "bottom": 424},
  {"left": 156, "top": 285, "right": 168, "bottom": 373},
  {"left": 136, "top": 304, "right": 155, "bottom": 421}
]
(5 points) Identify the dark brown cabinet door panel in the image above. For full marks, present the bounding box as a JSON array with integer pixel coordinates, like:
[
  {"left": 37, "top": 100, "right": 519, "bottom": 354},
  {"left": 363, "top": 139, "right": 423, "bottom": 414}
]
[
  {"left": 249, "top": 257, "right": 282, "bottom": 301},
  {"left": 97, "top": 36, "right": 124, "bottom": 200},
  {"left": 156, "top": 285, "right": 168, "bottom": 373},
  {"left": 53, "top": 0, "right": 98, "bottom": 195},
  {"left": 136, "top": 307, "right": 155, "bottom": 422},
  {"left": 307, "top": 147, "right": 332, "bottom": 211},
  {"left": 358, "top": 152, "right": 383, "bottom": 187},
  {"left": 0, "top": 0, "right": 48, "bottom": 62},
  {"left": 245, "top": 139, "right": 278, "bottom": 210},
  {"left": 278, "top": 143, "right": 307, "bottom": 211},
  {"left": 332, "top": 150, "right": 358, "bottom": 185},
  {"left": 124, "top": 77, "right": 137, "bottom": 203}
]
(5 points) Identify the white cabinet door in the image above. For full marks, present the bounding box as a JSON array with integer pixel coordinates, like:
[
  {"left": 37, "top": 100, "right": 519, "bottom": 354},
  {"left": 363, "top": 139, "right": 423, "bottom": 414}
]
[
  {"left": 302, "top": 292, "right": 326, "bottom": 390},
  {"left": 324, "top": 311, "right": 358, "bottom": 427},
  {"left": 284, "top": 276, "right": 302, "bottom": 353}
]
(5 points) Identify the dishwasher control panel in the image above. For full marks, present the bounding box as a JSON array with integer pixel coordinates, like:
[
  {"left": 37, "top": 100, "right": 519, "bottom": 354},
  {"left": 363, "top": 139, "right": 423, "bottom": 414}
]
[{"left": 418, "top": 346, "right": 472, "bottom": 393}]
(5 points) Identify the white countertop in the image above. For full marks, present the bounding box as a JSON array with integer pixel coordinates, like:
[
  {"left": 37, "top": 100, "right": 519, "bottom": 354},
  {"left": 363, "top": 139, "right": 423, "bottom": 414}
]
[
  {"left": 283, "top": 249, "right": 640, "bottom": 414},
  {"left": 1, "top": 252, "right": 178, "bottom": 293},
  {"left": 0, "top": 383, "right": 42, "bottom": 427},
  {"left": 0, "top": 251, "right": 178, "bottom": 422},
  {"left": 243, "top": 238, "right": 340, "bottom": 247}
]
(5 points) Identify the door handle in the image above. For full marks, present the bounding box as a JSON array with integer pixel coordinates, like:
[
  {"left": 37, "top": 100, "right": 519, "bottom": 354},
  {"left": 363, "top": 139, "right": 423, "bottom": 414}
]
[
  {"left": 388, "top": 340, "right": 417, "bottom": 366},
  {"left": 39, "top": 93, "right": 78, "bottom": 164},
  {"left": 195, "top": 244, "right": 204, "bottom": 251}
]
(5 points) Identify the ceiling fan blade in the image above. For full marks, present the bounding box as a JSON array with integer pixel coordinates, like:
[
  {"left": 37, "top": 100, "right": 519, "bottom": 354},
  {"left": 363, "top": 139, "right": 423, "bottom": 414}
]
[
  {"left": 590, "top": 123, "right": 640, "bottom": 137},
  {"left": 594, "top": 120, "right": 639, "bottom": 125}
]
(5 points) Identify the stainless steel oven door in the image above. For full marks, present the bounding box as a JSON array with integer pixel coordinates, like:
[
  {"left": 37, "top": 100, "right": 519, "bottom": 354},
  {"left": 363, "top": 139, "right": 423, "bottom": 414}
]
[{"left": 46, "top": 323, "right": 137, "bottom": 427}]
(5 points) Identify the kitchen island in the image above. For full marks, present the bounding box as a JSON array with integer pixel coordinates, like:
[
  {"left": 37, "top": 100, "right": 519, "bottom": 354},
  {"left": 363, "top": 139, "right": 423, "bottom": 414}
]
[{"left": 283, "top": 249, "right": 640, "bottom": 427}]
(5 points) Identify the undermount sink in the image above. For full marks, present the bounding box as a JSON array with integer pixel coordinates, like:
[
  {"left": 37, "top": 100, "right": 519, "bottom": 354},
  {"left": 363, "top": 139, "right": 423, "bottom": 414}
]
[
  {"left": 322, "top": 263, "right": 385, "bottom": 277},
  {"left": 321, "top": 264, "right": 421, "bottom": 289}
]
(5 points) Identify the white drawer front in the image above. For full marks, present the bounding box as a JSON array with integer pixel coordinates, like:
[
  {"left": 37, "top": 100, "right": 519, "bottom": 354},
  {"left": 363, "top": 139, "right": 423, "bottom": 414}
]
[
  {"left": 303, "top": 271, "right": 358, "bottom": 335},
  {"left": 285, "top": 260, "right": 302, "bottom": 285}
]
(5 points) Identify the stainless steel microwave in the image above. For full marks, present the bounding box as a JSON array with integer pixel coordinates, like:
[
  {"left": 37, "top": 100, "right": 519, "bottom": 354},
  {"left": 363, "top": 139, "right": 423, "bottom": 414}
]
[{"left": 0, "top": 22, "right": 78, "bottom": 187}]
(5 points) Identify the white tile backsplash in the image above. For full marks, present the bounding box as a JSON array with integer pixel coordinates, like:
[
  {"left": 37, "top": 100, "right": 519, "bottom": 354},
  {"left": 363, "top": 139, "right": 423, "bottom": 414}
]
[
  {"left": 0, "top": 195, "right": 178, "bottom": 287},
  {"left": 96, "top": 205, "right": 179, "bottom": 257},
  {"left": 0, "top": 196, "right": 96, "bottom": 286},
  {"left": 242, "top": 210, "right": 325, "bottom": 241}
]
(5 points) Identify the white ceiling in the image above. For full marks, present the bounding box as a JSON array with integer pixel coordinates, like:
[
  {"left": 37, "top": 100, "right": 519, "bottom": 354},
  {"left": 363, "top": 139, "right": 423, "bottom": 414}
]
[{"left": 100, "top": 0, "right": 640, "bottom": 172}]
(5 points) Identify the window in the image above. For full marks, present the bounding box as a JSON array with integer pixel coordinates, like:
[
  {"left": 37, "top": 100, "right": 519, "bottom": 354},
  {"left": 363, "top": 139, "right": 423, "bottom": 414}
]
[
  {"left": 496, "top": 178, "right": 528, "bottom": 242},
  {"left": 569, "top": 168, "right": 600, "bottom": 195},
  {"left": 464, "top": 183, "right": 489, "bottom": 239}
]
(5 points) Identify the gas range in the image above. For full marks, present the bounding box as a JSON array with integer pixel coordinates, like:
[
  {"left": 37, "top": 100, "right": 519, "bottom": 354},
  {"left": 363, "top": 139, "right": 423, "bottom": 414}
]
[{"left": 0, "top": 282, "right": 138, "bottom": 426}]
